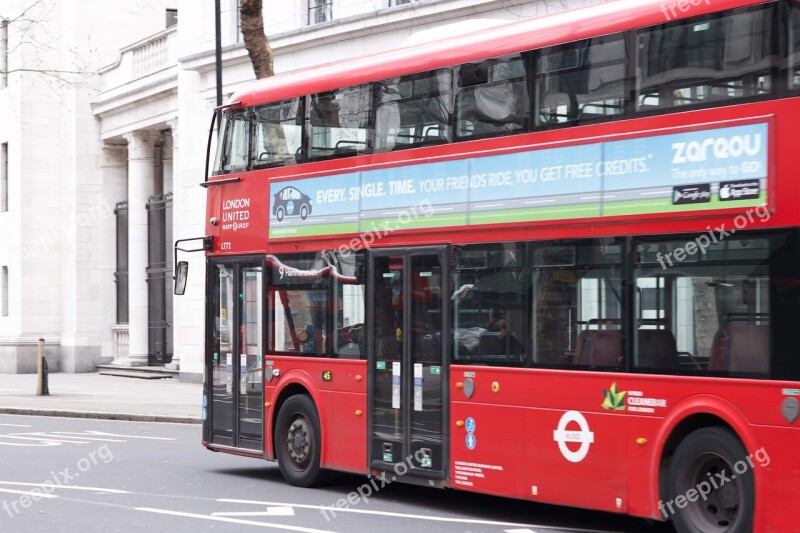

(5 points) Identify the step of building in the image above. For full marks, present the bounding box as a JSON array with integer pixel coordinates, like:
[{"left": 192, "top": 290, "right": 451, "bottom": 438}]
[{"left": 96, "top": 365, "right": 178, "bottom": 379}]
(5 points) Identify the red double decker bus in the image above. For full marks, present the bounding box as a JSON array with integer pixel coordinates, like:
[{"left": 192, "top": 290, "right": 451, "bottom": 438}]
[{"left": 195, "top": 0, "right": 800, "bottom": 531}]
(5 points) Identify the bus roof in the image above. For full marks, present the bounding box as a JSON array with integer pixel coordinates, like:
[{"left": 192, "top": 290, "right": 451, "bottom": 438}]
[{"left": 228, "top": 0, "right": 763, "bottom": 108}]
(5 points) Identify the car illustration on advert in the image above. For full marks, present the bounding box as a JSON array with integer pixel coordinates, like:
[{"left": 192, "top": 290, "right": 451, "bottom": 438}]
[{"left": 273, "top": 186, "right": 312, "bottom": 221}]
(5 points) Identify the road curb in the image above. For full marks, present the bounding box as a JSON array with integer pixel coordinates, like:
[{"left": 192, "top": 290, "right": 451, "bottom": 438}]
[{"left": 0, "top": 407, "right": 201, "bottom": 424}]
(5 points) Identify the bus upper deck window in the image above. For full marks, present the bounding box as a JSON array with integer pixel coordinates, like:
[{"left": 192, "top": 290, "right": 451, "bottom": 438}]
[
  {"left": 636, "top": 3, "right": 777, "bottom": 110},
  {"left": 309, "top": 85, "right": 372, "bottom": 161},
  {"left": 253, "top": 98, "right": 303, "bottom": 168},
  {"left": 374, "top": 68, "right": 453, "bottom": 152},
  {"left": 213, "top": 109, "right": 250, "bottom": 175},
  {"left": 455, "top": 54, "right": 529, "bottom": 139},
  {"left": 535, "top": 34, "right": 627, "bottom": 127},
  {"left": 791, "top": 2, "right": 800, "bottom": 89}
]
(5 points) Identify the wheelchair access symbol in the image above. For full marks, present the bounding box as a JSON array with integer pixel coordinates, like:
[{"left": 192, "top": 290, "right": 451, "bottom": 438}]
[{"left": 465, "top": 417, "right": 476, "bottom": 450}]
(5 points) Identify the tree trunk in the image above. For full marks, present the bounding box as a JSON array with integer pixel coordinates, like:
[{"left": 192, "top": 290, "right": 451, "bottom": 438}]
[{"left": 240, "top": 0, "right": 274, "bottom": 79}]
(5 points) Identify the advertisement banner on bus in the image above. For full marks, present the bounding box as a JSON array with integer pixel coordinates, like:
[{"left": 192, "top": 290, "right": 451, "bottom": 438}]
[{"left": 268, "top": 122, "right": 768, "bottom": 239}]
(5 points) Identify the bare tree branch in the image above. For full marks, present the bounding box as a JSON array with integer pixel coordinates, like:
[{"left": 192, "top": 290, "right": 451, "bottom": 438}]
[{"left": 1, "top": 0, "right": 92, "bottom": 89}]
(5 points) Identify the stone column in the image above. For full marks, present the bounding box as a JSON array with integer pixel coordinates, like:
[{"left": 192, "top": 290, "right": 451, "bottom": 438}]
[{"left": 123, "top": 131, "right": 157, "bottom": 367}]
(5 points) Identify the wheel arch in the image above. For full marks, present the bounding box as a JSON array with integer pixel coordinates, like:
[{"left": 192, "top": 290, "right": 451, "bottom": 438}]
[
  {"left": 268, "top": 371, "right": 327, "bottom": 463},
  {"left": 649, "top": 394, "right": 761, "bottom": 521}
]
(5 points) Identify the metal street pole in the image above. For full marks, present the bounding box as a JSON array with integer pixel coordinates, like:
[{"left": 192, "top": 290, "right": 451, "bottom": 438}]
[{"left": 215, "top": 0, "right": 223, "bottom": 107}]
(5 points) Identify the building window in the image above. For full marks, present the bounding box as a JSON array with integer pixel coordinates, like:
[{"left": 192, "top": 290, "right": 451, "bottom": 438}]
[
  {"left": 166, "top": 9, "right": 178, "bottom": 28},
  {"left": 391, "top": 0, "right": 417, "bottom": 5},
  {"left": 1, "top": 267, "right": 8, "bottom": 317},
  {"left": 308, "top": 0, "right": 332, "bottom": 25},
  {"left": 1, "top": 143, "right": 7, "bottom": 212}
]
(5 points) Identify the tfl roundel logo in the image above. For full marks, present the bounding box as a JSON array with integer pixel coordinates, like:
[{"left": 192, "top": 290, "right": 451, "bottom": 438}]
[{"left": 553, "top": 411, "right": 594, "bottom": 463}]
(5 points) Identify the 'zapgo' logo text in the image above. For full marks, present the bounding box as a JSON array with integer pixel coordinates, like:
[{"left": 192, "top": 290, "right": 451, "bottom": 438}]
[{"left": 672, "top": 134, "right": 762, "bottom": 164}]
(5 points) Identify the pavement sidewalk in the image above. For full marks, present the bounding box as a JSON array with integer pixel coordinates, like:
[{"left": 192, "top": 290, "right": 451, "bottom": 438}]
[{"left": 0, "top": 372, "right": 202, "bottom": 423}]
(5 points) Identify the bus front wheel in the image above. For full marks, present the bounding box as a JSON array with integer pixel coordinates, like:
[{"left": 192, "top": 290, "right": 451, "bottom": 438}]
[
  {"left": 275, "top": 395, "right": 325, "bottom": 487},
  {"left": 666, "top": 427, "right": 754, "bottom": 533}
]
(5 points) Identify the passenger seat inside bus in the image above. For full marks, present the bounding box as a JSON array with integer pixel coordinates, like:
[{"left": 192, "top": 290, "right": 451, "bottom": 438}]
[
  {"left": 636, "top": 329, "right": 680, "bottom": 369},
  {"left": 573, "top": 330, "right": 622, "bottom": 369},
  {"left": 708, "top": 323, "right": 770, "bottom": 374}
]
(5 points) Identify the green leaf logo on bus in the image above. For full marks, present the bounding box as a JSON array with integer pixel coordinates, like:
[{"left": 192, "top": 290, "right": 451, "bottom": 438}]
[{"left": 602, "top": 383, "right": 627, "bottom": 411}]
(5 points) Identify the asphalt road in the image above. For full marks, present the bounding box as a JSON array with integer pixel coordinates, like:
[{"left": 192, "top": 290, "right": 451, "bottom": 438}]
[{"left": 0, "top": 414, "right": 674, "bottom": 533}]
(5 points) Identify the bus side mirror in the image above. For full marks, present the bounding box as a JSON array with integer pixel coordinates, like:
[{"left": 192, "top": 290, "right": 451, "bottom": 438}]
[{"left": 174, "top": 261, "right": 189, "bottom": 295}]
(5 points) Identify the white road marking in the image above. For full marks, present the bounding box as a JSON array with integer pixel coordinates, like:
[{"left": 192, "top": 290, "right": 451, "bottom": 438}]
[
  {"left": 505, "top": 529, "right": 538, "bottom": 533},
  {"left": 0, "top": 435, "right": 91, "bottom": 444},
  {"left": 213, "top": 506, "right": 295, "bottom": 517},
  {"left": 217, "top": 498, "right": 542, "bottom": 528},
  {"left": 79, "top": 431, "right": 176, "bottom": 440},
  {"left": 474, "top": 203, "right": 504, "bottom": 208},
  {"left": 0, "top": 430, "right": 175, "bottom": 447},
  {"left": 640, "top": 190, "right": 671, "bottom": 196},
  {"left": 0, "top": 482, "right": 128, "bottom": 494},
  {"left": 137, "top": 508, "right": 337, "bottom": 532},
  {"left": 0, "top": 488, "right": 58, "bottom": 498},
  {"left": 47, "top": 432, "right": 128, "bottom": 442},
  {"left": 0, "top": 423, "right": 32, "bottom": 427},
  {"left": 0, "top": 440, "right": 59, "bottom": 447}
]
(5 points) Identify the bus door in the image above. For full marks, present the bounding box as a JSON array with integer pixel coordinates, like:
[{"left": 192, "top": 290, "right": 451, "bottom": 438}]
[
  {"left": 368, "top": 247, "right": 449, "bottom": 483},
  {"left": 205, "top": 260, "right": 264, "bottom": 453}
]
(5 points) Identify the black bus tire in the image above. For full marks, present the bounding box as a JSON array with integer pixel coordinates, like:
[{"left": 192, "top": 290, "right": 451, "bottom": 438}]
[
  {"left": 666, "top": 427, "right": 754, "bottom": 533},
  {"left": 275, "top": 395, "right": 325, "bottom": 487}
]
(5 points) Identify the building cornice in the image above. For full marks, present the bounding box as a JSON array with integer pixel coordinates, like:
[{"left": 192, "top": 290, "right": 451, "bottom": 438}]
[
  {"left": 92, "top": 73, "right": 178, "bottom": 117},
  {"left": 178, "top": 0, "right": 538, "bottom": 74}
]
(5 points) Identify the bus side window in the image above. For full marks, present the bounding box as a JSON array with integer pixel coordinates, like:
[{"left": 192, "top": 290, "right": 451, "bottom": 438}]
[
  {"left": 791, "top": 1, "right": 800, "bottom": 90},
  {"left": 633, "top": 236, "right": 772, "bottom": 377},
  {"left": 333, "top": 252, "right": 366, "bottom": 359},
  {"left": 253, "top": 98, "right": 303, "bottom": 168},
  {"left": 309, "top": 85, "right": 372, "bottom": 160},
  {"left": 535, "top": 34, "right": 627, "bottom": 127},
  {"left": 636, "top": 3, "right": 776, "bottom": 110},
  {"left": 455, "top": 54, "right": 529, "bottom": 139},
  {"left": 267, "top": 254, "right": 331, "bottom": 356},
  {"left": 374, "top": 68, "right": 452, "bottom": 152},
  {"left": 213, "top": 109, "right": 250, "bottom": 175}
]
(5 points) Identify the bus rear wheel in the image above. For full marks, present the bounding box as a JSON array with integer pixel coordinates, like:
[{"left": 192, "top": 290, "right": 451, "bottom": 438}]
[
  {"left": 667, "top": 427, "right": 754, "bottom": 533},
  {"left": 275, "top": 395, "right": 325, "bottom": 487}
]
